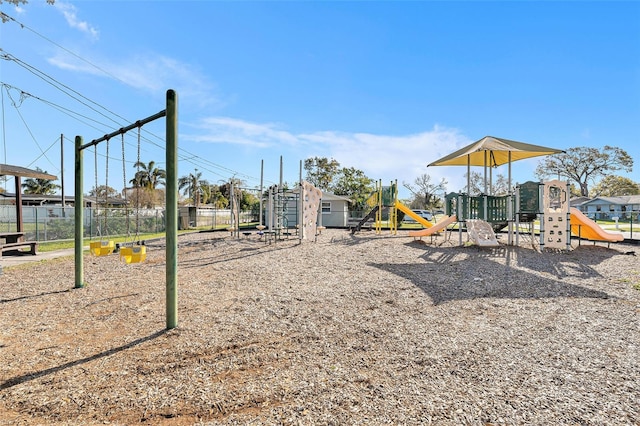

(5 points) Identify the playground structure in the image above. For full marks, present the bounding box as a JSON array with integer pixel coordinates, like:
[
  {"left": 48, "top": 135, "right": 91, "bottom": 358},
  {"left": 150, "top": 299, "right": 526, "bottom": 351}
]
[
  {"left": 257, "top": 157, "right": 323, "bottom": 243},
  {"left": 443, "top": 179, "right": 623, "bottom": 249},
  {"left": 353, "top": 177, "right": 624, "bottom": 250},
  {"left": 351, "top": 180, "right": 433, "bottom": 235},
  {"left": 416, "top": 135, "right": 625, "bottom": 249}
]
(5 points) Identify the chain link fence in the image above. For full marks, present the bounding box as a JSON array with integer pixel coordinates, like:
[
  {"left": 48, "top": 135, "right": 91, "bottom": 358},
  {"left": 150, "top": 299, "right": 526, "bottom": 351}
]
[
  {"left": 0, "top": 206, "right": 260, "bottom": 242},
  {"left": 0, "top": 206, "right": 165, "bottom": 242}
]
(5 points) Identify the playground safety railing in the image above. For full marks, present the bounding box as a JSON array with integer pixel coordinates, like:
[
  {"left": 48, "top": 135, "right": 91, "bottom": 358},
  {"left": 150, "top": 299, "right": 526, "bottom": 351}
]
[{"left": 445, "top": 193, "right": 511, "bottom": 222}]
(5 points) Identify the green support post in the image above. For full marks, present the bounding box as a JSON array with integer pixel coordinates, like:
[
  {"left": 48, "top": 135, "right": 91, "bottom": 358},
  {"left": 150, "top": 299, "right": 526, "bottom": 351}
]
[
  {"left": 165, "top": 89, "right": 178, "bottom": 329},
  {"left": 74, "top": 136, "right": 85, "bottom": 288}
]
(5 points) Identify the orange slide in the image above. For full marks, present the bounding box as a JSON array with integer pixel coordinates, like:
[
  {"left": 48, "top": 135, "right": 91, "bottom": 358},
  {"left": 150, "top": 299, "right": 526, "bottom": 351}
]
[
  {"left": 569, "top": 208, "right": 624, "bottom": 242},
  {"left": 408, "top": 215, "right": 457, "bottom": 237}
]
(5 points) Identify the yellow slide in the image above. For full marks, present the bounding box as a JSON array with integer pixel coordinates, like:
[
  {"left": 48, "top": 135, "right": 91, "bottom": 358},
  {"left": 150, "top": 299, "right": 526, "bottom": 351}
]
[
  {"left": 395, "top": 201, "right": 434, "bottom": 228},
  {"left": 408, "top": 215, "right": 457, "bottom": 237},
  {"left": 569, "top": 208, "right": 624, "bottom": 242}
]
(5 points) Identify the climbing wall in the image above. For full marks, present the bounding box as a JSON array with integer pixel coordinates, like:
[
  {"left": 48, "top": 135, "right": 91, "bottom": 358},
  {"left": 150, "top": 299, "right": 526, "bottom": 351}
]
[
  {"left": 301, "top": 181, "right": 322, "bottom": 240},
  {"left": 543, "top": 180, "right": 570, "bottom": 250}
]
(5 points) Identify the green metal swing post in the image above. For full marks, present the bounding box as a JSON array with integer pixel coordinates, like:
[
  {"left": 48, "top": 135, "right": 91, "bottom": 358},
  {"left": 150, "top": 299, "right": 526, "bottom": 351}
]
[{"left": 74, "top": 89, "right": 178, "bottom": 330}]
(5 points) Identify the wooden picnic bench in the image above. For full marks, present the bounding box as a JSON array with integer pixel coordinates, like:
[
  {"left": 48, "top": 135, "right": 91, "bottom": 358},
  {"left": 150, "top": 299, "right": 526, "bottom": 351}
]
[{"left": 0, "top": 232, "right": 38, "bottom": 256}]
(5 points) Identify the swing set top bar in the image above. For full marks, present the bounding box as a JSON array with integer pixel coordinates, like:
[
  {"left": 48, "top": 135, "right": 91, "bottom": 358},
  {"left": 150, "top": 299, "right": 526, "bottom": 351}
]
[{"left": 79, "top": 109, "right": 167, "bottom": 151}]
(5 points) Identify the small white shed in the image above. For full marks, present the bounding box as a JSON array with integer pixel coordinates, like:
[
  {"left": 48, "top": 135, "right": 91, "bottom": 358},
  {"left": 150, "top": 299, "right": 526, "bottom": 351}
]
[{"left": 318, "top": 192, "right": 352, "bottom": 228}]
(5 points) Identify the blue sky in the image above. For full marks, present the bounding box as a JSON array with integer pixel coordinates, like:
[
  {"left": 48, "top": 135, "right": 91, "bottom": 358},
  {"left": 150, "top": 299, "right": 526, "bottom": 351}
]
[{"left": 1, "top": 0, "right": 639, "bottom": 200}]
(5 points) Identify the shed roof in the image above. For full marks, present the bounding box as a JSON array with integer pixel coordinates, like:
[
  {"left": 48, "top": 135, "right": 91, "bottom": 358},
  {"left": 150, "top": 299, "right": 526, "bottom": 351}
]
[{"left": 0, "top": 164, "right": 57, "bottom": 180}]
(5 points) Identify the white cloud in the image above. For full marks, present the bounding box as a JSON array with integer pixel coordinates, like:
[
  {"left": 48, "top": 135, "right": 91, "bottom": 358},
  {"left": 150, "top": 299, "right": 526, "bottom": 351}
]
[
  {"left": 186, "top": 117, "right": 298, "bottom": 147},
  {"left": 297, "top": 126, "right": 472, "bottom": 194},
  {"left": 44, "top": 3, "right": 217, "bottom": 111},
  {"left": 54, "top": 1, "right": 99, "bottom": 40},
  {"left": 184, "top": 117, "right": 474, "bottom": 195},
  {"left": 48, "top": 52, "right": 218, "bottom": 108}
]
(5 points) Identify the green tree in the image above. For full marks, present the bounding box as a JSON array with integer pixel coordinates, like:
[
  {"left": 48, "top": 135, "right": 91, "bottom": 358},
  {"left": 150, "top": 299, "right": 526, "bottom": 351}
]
[
  {"left": 239, "top": 190, "right": 259, "bottom": 211},
  {"left": 535, "top": 146, "right": 633, "bottom": 197},
  {"left": 462, "top": 171, "right": 483, "bottom": 195},
  {"left": 333, "top": 167, "right": 374, "bottom": 209},
  {"left": 461, "top": 171, "right": 510, "bottom": 195},
  {"left": 591, "top": 175, "right": 640, "bottom": 197},
  {"left": 493, "top": 174, "right": 510, "bottom": 195},
  {"left": 130, "top": 160, "right": 166, "bottom": 190},
  {"left": 89, "top": 185, "right": 119, "bottom": 206},
  {"left": 178, "top": 170, "right": 208, "bottom": 207},
  {"left": 219, "top": 178, "right": 244, "bottom": 199},
  {"left": 304, "top": 157, "right": 341, "bottom": 190},
  {"left": 21, "top": 168, "right": 60, "bottom": 195},
  {"left": 1, "top": 1, "right": 54, "bottom": 23},
  {"left": 202, "top": 184, "right": 228, "bottom": 208},
  {"left": 403, "top": 173, "right": 447, "bottom": 209},
  {"left": 1, "top": 0, "right": 53, "bottom": 4},
  {"left": 128, "top": 160, "right": 167, "bottom": 208}
]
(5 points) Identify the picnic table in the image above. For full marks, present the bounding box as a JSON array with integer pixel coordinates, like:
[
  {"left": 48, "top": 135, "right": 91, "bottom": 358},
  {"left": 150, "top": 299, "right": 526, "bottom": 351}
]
[{"left": 0, "top": 232, "right": 38, "bottom": 256}]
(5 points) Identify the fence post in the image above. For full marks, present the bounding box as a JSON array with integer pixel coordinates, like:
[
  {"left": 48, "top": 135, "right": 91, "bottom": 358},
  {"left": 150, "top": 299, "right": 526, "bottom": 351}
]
[{"left": 35, "top": 207, "right": 39, "bottom": 241}]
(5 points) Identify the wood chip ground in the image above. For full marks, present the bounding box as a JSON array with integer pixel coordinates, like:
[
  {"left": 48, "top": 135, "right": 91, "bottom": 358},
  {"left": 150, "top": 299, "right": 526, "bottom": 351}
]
[{"left": 1, "top": 229, "right": 639, "bottom": 425}]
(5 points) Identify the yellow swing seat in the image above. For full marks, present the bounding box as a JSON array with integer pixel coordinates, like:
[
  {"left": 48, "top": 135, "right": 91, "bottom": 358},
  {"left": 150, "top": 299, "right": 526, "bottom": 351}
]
[
  {"left": 120, "top": 245, "right": 146, "bottom": 264},
  {"left": 90, "top": 240, "right": 115, "bottom": 256}
]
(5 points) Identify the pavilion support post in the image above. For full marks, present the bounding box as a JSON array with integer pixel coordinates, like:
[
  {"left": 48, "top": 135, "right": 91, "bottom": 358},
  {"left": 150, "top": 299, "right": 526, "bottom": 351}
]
[
  {"left": 14, "top": 176, "right": 23, "bottom": 233},
  {"left": 508, "top": 151, "right": 513, "bottom": 245}
]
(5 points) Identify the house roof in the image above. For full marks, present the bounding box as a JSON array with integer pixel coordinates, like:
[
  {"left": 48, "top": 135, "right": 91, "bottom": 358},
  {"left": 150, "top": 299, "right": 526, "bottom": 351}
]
[
  {"left": 569, "top": 196, "right": 591, "bottom": 207},
  {"left": 321, "top": 192, "right": 351, "bottom": 202},
  {"left": 581, "top": 195, "right": 640, "bottom": 206},
  {"left": 0, "top": 193, "right": 127, "bottom": 205},
  {"left": 284, "top": 186, "right": 351, "bottom": 202}
]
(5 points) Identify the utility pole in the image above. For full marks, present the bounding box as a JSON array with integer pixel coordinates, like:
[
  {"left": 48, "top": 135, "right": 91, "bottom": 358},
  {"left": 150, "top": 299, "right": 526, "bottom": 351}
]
[{"left": 60, "top": 134, "right": 65, "bottom": 216}]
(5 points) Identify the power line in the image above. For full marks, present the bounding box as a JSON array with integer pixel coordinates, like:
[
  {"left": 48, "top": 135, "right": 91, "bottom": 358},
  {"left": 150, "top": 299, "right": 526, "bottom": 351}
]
[
  {"left": 1, "top": 81, "right": 111, "bottom": 135},
  {"left": 1, "top": 29, "right": 264, "bottom": 187},
  {"left": 1, "top": 12, "right": 130, "bottom": 87},
  {"left": 27, "top": 136, "right": 60, "bottom": 172},
  {"left": 1, "top": 49, "right": 124, "bottom": 128},
  {"left": 2, "top": 84, "right": 58, "bottom": 172}
]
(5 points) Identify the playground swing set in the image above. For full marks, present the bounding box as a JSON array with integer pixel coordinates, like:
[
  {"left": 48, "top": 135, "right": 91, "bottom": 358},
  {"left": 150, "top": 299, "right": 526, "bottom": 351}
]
[
  {"left": 87, "top": 125, "right": 147, "bottom": 263},
  {"left": 74, "top": 89, "right": 179, "bottom": 330}
]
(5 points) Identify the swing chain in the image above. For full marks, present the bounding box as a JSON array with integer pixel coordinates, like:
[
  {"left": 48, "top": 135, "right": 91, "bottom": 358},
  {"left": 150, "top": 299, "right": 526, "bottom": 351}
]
[
  {"left": 94, "top": 145, "right": 100, "bottom": 239},
  {"left": 122, "top": 133, "right": 130, "bottom": 242},
  {"left": 104, "top": 138, "right": 110, "bottom": 237},
  {"left": 135, "top": 125, "right": 141, "bottom": 239}
]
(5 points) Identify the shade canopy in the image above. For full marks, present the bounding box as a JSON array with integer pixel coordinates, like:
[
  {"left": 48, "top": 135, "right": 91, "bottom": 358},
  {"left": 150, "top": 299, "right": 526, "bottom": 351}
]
[
  {"left": 0, "top": 164, "right": 58, "bottom": 234},
  {"left": 0, "top": 164, "right": 57, "bottom": 180},
  {"left": 427, "top": 136, "right": 564, "bottom": 168}
]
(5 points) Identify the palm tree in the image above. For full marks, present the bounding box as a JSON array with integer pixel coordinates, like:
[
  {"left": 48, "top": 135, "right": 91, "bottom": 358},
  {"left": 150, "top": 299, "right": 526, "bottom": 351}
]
[
  {"left": 22, "top": 168, "right": 60, "bottom": 195},
  {"left": 130, "top": 161, "right": 166, "bottom": 190},
  {"left": 178, "top": 170, "right": 208, "bottom": 207},
  {"left": 128, "top": 161, "right": 166, "bottom": 209}
]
